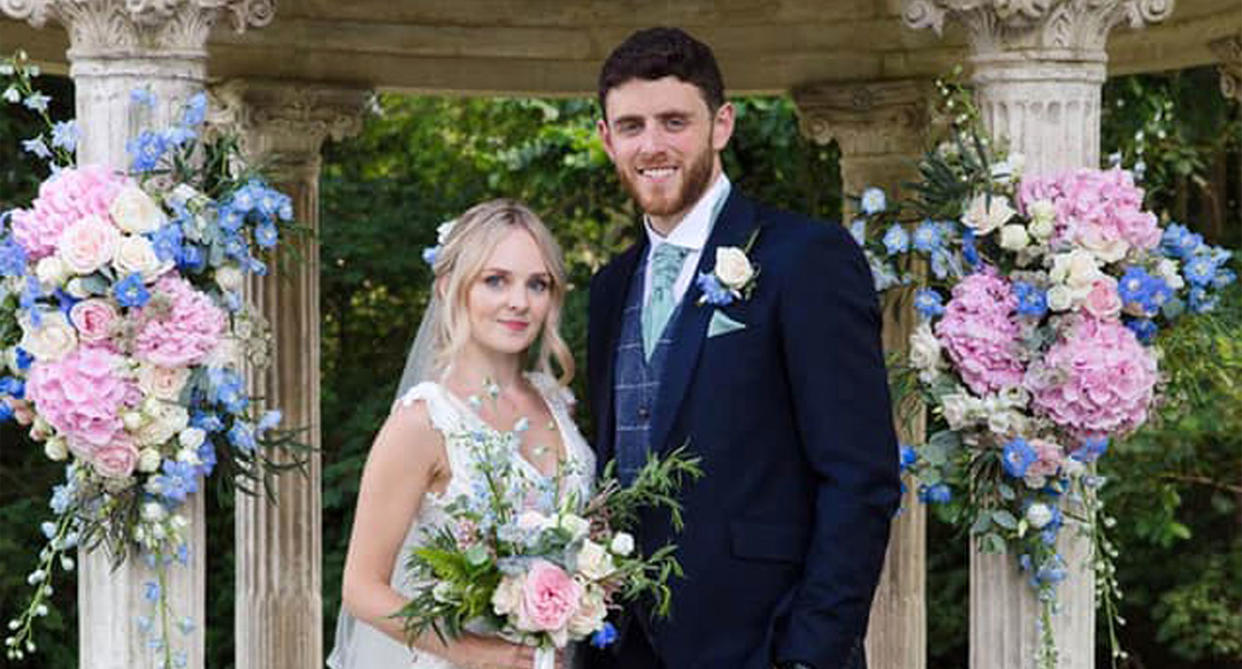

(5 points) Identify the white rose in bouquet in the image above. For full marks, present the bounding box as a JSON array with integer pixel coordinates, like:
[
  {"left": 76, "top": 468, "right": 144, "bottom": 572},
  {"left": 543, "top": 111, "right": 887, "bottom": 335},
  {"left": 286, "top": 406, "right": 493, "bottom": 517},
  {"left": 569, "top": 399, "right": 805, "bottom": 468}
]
[
  {"left": 109, "top": 185, "right": 167, "bottom": 234},
  {"left": 19, "top": 311, "right": 78, "bottom": 362},
  {"left": 114, "top": 235, "right": 171, "bottom": 283},
  {"left": 575, "top": 539, "right": 616, "bottom": 581}
]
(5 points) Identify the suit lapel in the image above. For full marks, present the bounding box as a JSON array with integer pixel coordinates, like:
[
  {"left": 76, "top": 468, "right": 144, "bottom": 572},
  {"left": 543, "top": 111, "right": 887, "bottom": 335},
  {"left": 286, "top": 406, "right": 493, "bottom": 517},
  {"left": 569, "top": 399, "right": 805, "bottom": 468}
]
[
  {"left": 648, "top": 191, "right": 759, "bottom": 455},
  {"left": 591, "top": 239, "right": 646, "bottom": 467}
]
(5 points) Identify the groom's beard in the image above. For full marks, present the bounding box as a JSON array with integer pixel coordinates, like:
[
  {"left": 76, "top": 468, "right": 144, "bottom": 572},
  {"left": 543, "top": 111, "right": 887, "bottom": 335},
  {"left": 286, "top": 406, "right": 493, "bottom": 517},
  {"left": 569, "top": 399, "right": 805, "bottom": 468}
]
[{"left": 617, "top": 142, "right": 715, "bottom": 223}]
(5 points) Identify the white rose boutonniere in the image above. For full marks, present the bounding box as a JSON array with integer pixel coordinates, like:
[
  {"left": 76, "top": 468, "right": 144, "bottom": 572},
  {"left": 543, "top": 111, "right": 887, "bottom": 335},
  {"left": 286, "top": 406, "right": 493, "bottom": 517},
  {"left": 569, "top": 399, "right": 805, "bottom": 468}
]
[{"left": 696, "top": 228, "right": 760, "bottom": 307}]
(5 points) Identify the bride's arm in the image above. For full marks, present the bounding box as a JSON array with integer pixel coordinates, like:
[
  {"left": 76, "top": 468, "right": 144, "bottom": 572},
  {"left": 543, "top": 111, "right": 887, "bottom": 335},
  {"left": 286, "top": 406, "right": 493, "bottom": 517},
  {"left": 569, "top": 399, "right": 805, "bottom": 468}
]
[{"left": 340, "top": 401, "right": 547, "bottom": 669}]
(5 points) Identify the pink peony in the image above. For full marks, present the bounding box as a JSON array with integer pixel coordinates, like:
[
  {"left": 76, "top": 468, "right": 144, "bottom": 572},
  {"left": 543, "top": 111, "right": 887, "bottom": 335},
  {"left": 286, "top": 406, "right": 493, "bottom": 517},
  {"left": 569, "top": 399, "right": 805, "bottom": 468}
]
[
  {"left": 934, "top": 270, "right": 1025, "bottom": 395},
  {"left": 70, "top": 298, "right": 120, "bottom": 343},
  {"left": 25, "top": 345, "right": 139, "bottom": 450},
  {"left": 91, "top": 433, "right": 139, "bottom": 478},
  {"left": 134, "top": 275, "right": 226, "bottom": 367},
  {"left": 517, "top": 559, "right": 582, "bottom": 633},
  {"left": 11, "top": 165, "right": 130, "bottom": 261},
  {"left": 1082, "top": 278, "right": 1122, "bottom": 321},
  {"left": 1025, "top": 317, "right": 1159, "bottom": 438}
]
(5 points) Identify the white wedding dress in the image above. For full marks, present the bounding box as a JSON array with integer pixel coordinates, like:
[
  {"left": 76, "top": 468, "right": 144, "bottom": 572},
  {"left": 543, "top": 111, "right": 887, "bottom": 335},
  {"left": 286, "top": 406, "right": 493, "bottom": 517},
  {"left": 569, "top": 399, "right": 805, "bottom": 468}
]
[{"left": 327, "top": 371, "right": 596, "bottom": 669}]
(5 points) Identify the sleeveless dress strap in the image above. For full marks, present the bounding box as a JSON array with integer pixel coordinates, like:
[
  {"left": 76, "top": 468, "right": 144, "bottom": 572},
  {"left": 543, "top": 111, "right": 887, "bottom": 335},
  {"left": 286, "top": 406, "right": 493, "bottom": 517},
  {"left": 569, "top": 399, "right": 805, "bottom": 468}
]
[{"left": 392, "top": 381, "right": 467, "bottom": 436}]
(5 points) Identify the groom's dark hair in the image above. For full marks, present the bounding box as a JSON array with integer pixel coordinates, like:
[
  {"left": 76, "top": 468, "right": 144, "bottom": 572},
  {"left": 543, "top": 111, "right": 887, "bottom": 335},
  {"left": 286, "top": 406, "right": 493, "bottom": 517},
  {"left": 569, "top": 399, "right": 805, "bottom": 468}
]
[{"left": 597, "top": 27, "right": 726, "bottom": 118}]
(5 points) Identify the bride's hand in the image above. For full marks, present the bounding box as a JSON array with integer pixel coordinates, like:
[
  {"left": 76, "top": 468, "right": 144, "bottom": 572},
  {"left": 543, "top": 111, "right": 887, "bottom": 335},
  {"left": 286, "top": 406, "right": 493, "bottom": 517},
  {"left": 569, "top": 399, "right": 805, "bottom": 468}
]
[{"left": 441, "top": 634, "right": 567, "bottom": 669}]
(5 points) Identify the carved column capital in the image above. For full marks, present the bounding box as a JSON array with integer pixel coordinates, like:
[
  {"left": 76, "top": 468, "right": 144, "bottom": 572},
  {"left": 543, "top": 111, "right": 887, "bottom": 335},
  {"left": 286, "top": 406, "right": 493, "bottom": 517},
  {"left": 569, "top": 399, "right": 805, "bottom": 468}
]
[
  {"left": 209, "top": 79, "right": 368, "bottom": 179},
  {"left": 793, "top": 79, "right": 931, "bottom": 157},
  {"left": 1210, "top": 34, "right": 1242, "bottom": 104},
  {"left": 902, "top": 0, "right": 1174, "bottom": 59},
  {"left": 1, "top": 0, "right": 273, "bottom": 58}
]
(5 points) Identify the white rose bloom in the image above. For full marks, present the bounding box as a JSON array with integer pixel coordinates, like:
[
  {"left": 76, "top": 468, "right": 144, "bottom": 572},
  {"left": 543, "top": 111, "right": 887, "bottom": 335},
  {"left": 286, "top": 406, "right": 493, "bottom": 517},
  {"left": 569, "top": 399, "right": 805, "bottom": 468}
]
[
  {"left": 44, "top": 437, "right": 68, "bottom": 461},
  {"left": 1079, "top": 233, "right": 1129, "bottom": 264},
  {"left": 1028, "top": 216, "right": 1055, "bottom": 241},
  {"left": 122, "top": 411, "right": 145, "bottom": 431},
  {"left": 1025, "top": 502, "right": 1054, "bottom": 530},
  {"left": 137, "top": 448, "right": 162, "bottom": 473},
  {"left": 962, "top": 193, "right": 1016, "bottom": 235},
  {"left": 1156, "top": 258, "right": 1185, "bottom": 290},
  {"left": 175, "top": 448, "right": 201, "bottom": 465},
  {"left": 568, "top": 586, "right": 608, "bottom": 637},
  {"left": 940, "top": 393, "right": 974, "bottom": 430},
  {"left": 575, "top": 539, "right": 616, "bottom": 581},
  {"left": 999, "top": 385, "right": 1030, "bottom": 408},
  {"left": 560, "top": 513, "right": 590, "bottom": 541},
  {"left": 65, "top": 278, "right": 91, "bottom": 299},
  {"left": 178, "top": 427, "right": 206, "bottom": 450},
  {"left": 203, "top": 337, "right": 243, "bottom": 370},
  {"left": 109, "top": 185, "right": 167, "bottom": 234},
  {"left": 435, "top": 220, "right": 457, "bottom": 245},
  {"left": 1046, "top": 285, "right": 1073, "bottom": 312},
  {"left": 491, "top": 574, "right": 523, "bottom": 615},
  {"left": 609, "top": 531, "right": 635, "bottom": 557},
  {"left": 998, "top": 224, "right": 1030, "bottom": 251},
  {"left": 134, "top": 402, "right": 189, "bottom": 447},
  {"left": 1028, "top": 199, "right": 1056, "bottom": 226},
  {"left": 714, "top": 247, "right": 754, "bottom": 289},
  {"left": 136, "top": 364, "right": 190, "bottom": 401},
  {"left": 908, "top": 322, "right": 943, "bottom": 372},
  {"left": 114, "top": 235, "right": 171, "bottom": 283},
  {"left": 19, "top": 311, "right": 78, "bottom": 362},
  {"left": 35, "top": 256, "right": 69, "bottom": 288},
  {"left": 214, "top": 266, "right": 244, "bottom": 293},
  {"left": 141, "top": 501, "right": 167, "bottom": 522}
]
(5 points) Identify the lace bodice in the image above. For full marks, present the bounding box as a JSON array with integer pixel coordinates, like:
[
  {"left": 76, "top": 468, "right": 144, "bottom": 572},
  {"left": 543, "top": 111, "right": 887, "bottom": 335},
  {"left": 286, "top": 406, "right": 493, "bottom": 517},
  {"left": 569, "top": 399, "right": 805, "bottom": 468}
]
[{"left": 328, "top": 372, "right": 595, "bottom": 669}]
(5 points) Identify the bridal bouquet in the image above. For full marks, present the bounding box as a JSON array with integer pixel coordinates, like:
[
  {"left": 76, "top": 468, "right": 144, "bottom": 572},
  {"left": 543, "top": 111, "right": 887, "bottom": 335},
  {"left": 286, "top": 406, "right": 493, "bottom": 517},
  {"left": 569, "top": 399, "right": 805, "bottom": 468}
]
[
  {"left": 1, "top": 52, "right": 302, "bottom": 667},
  {"left": 855, "top": 80, "right": 1236, "bottom": 667},
  {"left": 397, "top": 419, "right": 701, "bottom": 666}
]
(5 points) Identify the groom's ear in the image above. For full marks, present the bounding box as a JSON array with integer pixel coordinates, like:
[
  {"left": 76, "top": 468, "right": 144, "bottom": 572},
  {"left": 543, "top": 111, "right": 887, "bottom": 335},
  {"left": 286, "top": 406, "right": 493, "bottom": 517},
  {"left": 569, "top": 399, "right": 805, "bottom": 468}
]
[
  {"left": 711, "top": 101, "right": 735, "bottom": 152},
  {"left": 597, "top": 117, "right": 617, "bottom": 162}
]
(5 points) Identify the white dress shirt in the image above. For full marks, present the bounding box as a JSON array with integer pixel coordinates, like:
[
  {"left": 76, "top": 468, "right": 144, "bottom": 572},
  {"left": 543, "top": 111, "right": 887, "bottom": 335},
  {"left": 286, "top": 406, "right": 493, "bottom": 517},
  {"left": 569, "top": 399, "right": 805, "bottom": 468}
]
[{"left": 641, "top": 174, "right": 732, "bottom": 308}]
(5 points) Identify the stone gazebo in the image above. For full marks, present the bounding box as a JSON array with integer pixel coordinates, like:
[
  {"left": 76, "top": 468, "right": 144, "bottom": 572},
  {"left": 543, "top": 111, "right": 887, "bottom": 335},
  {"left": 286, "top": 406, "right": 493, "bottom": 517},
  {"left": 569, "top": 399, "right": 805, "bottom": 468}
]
[{"left": 2, "top": 1, "right": 1238, "bottom": 668}]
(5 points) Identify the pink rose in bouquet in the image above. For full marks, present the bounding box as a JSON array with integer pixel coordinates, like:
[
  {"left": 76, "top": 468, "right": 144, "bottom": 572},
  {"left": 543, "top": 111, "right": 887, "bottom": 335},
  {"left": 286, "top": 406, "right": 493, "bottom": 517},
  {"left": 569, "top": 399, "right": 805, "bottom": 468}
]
[
  {"left": 11, "top": 165, "right": 129, "bottom": 261},
  {"left": 135, "top": 275, "right": 226, "bottom": 367},
  {"left": 1082, "top": 278, "right": 1122, "bottom": 321},
  {"left": 1026, "top": 317, "right": 1158, "bottom": 438},
  {"left": 26, "top": 345, "right": 138, "bottom": 449},
  {"left": 57, "top": 214, "right": 120, "bottom": 275},
  {"left": 70, "top": 298, "right": 120, "bottom": 343},
  {"left": 1026, "top": 438, "right": 1066, "bottom": 483},
  {"left": 91, "top": 432, "right": 140, "bottom": 478},
  {"left": 516, "top": 559, "right": 582, "bottom": 636},
  {"left": 934, "top": 270, "right": 1024, "bottom": 395}
]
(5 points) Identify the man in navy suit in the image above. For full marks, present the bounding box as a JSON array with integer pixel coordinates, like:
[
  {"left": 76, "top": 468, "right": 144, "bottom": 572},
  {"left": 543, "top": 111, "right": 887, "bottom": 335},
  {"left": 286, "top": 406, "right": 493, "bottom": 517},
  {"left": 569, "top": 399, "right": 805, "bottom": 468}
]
[{"left": 584, "top": 28, "right": 901, "bottom": 669}]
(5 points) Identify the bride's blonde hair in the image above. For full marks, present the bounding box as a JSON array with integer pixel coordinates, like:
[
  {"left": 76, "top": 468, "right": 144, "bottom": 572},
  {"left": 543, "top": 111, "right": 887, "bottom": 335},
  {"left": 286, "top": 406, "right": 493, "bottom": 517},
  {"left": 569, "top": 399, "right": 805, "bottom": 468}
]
[{"left": 430, "top": 199, "right": 574, "bottom": 385}]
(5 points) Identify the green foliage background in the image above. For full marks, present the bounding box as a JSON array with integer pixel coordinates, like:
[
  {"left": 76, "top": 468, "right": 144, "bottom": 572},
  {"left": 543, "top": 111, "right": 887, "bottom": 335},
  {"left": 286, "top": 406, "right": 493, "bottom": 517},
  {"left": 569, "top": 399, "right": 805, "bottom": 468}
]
[{"left": 0, "top": 67, "right": 1238, "bottom": 669}]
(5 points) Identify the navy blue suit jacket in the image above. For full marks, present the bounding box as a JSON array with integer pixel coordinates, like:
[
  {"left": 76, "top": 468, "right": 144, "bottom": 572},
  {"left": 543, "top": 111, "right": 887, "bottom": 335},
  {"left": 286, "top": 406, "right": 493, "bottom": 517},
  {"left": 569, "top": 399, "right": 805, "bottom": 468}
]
[{"left": 585, "top": 190, "right": 901, "bottom": 669}]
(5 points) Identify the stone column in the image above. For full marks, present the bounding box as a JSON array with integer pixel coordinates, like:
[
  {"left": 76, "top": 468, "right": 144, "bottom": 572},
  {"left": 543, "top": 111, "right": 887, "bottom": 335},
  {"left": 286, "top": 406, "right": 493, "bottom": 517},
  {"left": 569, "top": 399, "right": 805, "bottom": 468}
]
[
  {"left": 210, "top": 79, "right": 366, "bottom": 669},
  {"left": 0, "top": 3, "right": 271, "bottom": 668},
  {"left": 795, "top": 79, "right": 931, "bottom": 669},
  {"left": 1210, "top": 34, "right": 1242, "bottom": 104},
  {"left": 901, "top": 1, "right": 1174, "bottom": 666}
]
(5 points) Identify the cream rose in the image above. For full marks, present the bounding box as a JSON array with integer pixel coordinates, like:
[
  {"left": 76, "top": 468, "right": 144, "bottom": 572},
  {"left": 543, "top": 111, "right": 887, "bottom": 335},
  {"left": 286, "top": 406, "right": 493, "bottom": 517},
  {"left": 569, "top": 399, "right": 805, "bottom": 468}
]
[
  {"left": 114, "top": 235, "right": 170, "bottom": 282},
  {"left": 1046, "top": 285, "right": 1073, "bottom": 312},
  {"left": 1049, "top": 250, "right": 1104, "bottom": 292},
  {"left": 178, "top": 427, "right": 206, "bottom": 450},
  {"left": 940, "top": 393, "right": 974, "bottom": 430},
  {"left": 714, "top": 247, "right": 754, "bottom": 289},
  {"left": 559, "top": 514, "right": 590, "bottom": 541},
  {"left": 134, "top": 401, "right": 189, "bottom": 447},
  {"left": 575, "top": 539, "right": 616, "bottom": 581},
  {"left": 908, "top": 322, "right": 942, "bottom": 373},
  {"left": 136, "top": 363, "right": 190, "bottom": 401},
  {"left": 57, "top": 214, "right": 120, "bottom": 275},
  {"left": 35, "top": 256, "right": 69, "bottom": 287},
  {"left": 214, "top": 266, "right": 244, "bottom": 293},
  {"left": 609, "top": 532, "right": 635, "bottom": 557},
  {"left": 44, "top": 436, "right": 68, "bottom": 461},
  {"left": 567, "top": 586, "right": 608, "bottom": 637},
  {"left": 109, "top": 185, "right": 167, "bottom": 234},
  {"left": 65, "top": 278, "right": 91, "bottom": 299},
  {"left": 1028, "top": 199, "right": 1056, "bottom": 225},
  {"left": 491, "top": 573, "right": 524, "bottom": 616},
  {"left": 962, "top": 193, "right": 1016, "bottom": 235},
  {"left": 1028, "top": 216, "right": 1055, "bottom": 241},
  {"left": 137, "top": 447, "right": 162, "bottom": 473},
  {"left": 998, "top": 224, "right": 1030, "bottom": 251},
  {"left": 1025, "top": 502, "right": 1054, "bottom": 530},
  {"left": 19, "top": 311, "right": 78, "bottom": 362}
]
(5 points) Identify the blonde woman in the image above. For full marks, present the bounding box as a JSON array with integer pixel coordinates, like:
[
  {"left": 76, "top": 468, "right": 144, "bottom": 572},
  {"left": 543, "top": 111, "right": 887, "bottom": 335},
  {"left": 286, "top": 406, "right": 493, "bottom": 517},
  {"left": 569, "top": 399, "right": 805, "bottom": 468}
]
[{"left": 328, "top": 200, "right": 592, "bottom": 669}]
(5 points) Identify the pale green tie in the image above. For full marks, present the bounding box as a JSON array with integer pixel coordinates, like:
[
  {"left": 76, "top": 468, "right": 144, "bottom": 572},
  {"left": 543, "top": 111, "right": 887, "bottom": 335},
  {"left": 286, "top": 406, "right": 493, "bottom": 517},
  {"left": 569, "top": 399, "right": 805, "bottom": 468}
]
[{"left": 642, "top": 242, "right": 691, "bottom": 360}]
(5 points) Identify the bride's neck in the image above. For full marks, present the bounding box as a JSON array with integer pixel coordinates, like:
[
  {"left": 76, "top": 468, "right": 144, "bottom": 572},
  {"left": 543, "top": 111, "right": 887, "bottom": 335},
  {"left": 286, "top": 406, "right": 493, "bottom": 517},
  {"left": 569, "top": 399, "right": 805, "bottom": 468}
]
[{"left": 447, "top": 343, "right": 525, "bottom": 395}]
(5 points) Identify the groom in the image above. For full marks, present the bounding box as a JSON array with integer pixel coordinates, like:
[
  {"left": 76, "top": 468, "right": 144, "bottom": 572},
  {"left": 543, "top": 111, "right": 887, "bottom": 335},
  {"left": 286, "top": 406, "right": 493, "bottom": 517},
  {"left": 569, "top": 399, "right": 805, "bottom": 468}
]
[{"left": 585, "top": 28, "right": 901, "bottom": 669}]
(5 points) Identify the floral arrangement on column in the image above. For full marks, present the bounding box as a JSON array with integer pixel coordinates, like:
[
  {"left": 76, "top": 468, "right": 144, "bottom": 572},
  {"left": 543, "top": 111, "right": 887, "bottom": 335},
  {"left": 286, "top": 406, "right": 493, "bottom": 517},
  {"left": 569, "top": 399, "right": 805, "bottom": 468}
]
[
  {"left": 853, "top": 79, "right": 1236, "bottom": 667},
  {"left": 0, "top": 52, "right": 305, "bottom": 668}
]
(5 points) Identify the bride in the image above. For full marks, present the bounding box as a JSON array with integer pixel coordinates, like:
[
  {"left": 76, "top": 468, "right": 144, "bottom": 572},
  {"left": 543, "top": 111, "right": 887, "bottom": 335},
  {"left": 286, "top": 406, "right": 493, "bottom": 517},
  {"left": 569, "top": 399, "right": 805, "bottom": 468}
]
[{"left": 328, "top": 200, "right": 593, "bottom": 669}]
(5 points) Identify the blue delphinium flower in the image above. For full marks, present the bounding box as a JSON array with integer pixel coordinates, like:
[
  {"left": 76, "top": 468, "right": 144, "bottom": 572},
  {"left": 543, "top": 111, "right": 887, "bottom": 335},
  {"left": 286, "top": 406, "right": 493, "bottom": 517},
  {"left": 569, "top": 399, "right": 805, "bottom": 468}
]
[
  {"left": 848, "top": 219, "right": 866, "bottom": 247},
  {"left": 1188, "top": 286, "right": 1218, "bottom": 314},
  {"left": 421, "top": 246, "right": 439, "bottom": 267},
  {"left": 210, "top": 370, "right": 248, "bottom": 414},
  {"left": 162, "top": 125, "right": 196, "bottom": 148},
  {"left": 114, "top": 273, "right": 150, "bottom": 308},
  {"left": 191, "top": 411, "right": 225, "bottom": 433},
  {"left": 860, "top": 187, "right": 886, "bottom": 215},
  {"left": 182, "top": 91, "right": 207, "bottom": 127},
  {"left": 882, "top": 224, "right": 909, "bottom": 256},
  {"left": 0, "top": 376, "right": 26, "bottom": 400},
  {"left": 591, "top": 622, "right": 618, "bottom": 649},
  {"left": 1012, "top": 282, "right": 1048, "bottom": 318},
  {"left": 177, "top": 244, "right": 206, "bottom": 274},
  {"left": 152, "top": 222, "right": 185, "bottom": 262},
  {"left": 911, "top": 220, "right": 943, "bottom": 253},
  {"left": 127, "top": 130, "right": 167, "bottom": 172},
  {"left": 1071, "top": 436, "right": 1108, "bottom": 463},
  {"left": 0, "top": 236, "right": 28, "bottom": 276},
  {"left": 1161, "top": 223, "right": 1202, "bottom": 260},
  {"left": 50, "top": 120, "right": 78, "bottom": 152},
  {"left": 228, "top": 421, "right": 257, "bottom": 452},
  {"left": 20, "top": 275, "right": 44, "bottom": 326},
  {"left": 0, "top": 401, "right": 13, "bottom": 422},
  {"left": 156, "top": 460, "right": 199, "bottom": 504},
  {"left": 1124, "top": 317, "right": 1157, "bottom": 343},
  {"left": 196, "top": 441, "right": 217, "bottom": 477},
  {"left": 22, "top": 92, "right": 50, "bottom": 113},
  {"left": 144, "top": 580, "right": 161, "bottom": 603},
  {"left": 695, "top": 272, "right": 734, "bottom": 306},
  {"left": 254, "top": 221, "right": 279, "bottom": 249},
  {"left": 913, "top": 288, "right": 945, "bottom": 319},
  {"left": 222, "top": 233, "right": 249, "bottom": 261},
  {"left": 1002, "top": 438, "right": 1037, "bottom": 478},
  {"left": 1034, "top": 555, "right": 1067, "bottom": 586},
  {"left": 130, "top": 87, "right": 157, "bottom": 109},
  {"left": 217, "top": 206, "right": 244, "bottom": 233},
  {"left": 899, "top": 444, "right": 918, "bottom": 471},
  {"left": 257, "top": 410, "right": 283, "bottom": 433},
  {"left": 1183, "top": 254, "right": 1217, "bottom": 287},
  {"left": 231, "top": 184, "right": 258, "bottom": 213},
  {"left": 918, "top": 483, "right": 952, "bottom": 504},
  {"left": 961, "top": 228, "right": 980, "bottom": 268},
  {"left": 21, "top": 135, "right": 51, "bottom": 159},
  {"left": 14, "top": 347, "right": 32, "bottom": 371}
]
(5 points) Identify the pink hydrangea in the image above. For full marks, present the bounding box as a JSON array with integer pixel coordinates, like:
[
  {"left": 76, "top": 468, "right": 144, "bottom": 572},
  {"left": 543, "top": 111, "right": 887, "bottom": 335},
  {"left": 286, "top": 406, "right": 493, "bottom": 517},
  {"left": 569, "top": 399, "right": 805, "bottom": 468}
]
[
  {"left": 934, "top": 270, "right": 1024, "bottom": 395},
  {"left": 1026, "top": 317, "right": 1158, "bottom": 438},
  {"left": 1017, "top": 168, "right": 1160, "bottom": 259},
  {"left": 134, "top": 275, "right": 226, "bottom": 367},
  {"left": 10, "top": 165, "right": 130, "bottom": 261},
  {"left": 25, "top": 345, "right": 139, "bottom": 451}
]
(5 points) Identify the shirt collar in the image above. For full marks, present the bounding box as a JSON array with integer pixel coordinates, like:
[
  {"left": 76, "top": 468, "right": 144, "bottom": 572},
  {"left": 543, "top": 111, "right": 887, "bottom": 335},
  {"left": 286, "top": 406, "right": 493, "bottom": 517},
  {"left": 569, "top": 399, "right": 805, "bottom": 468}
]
[{"left": 644, "top": 173, "right": 732, "bottom": 251}]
